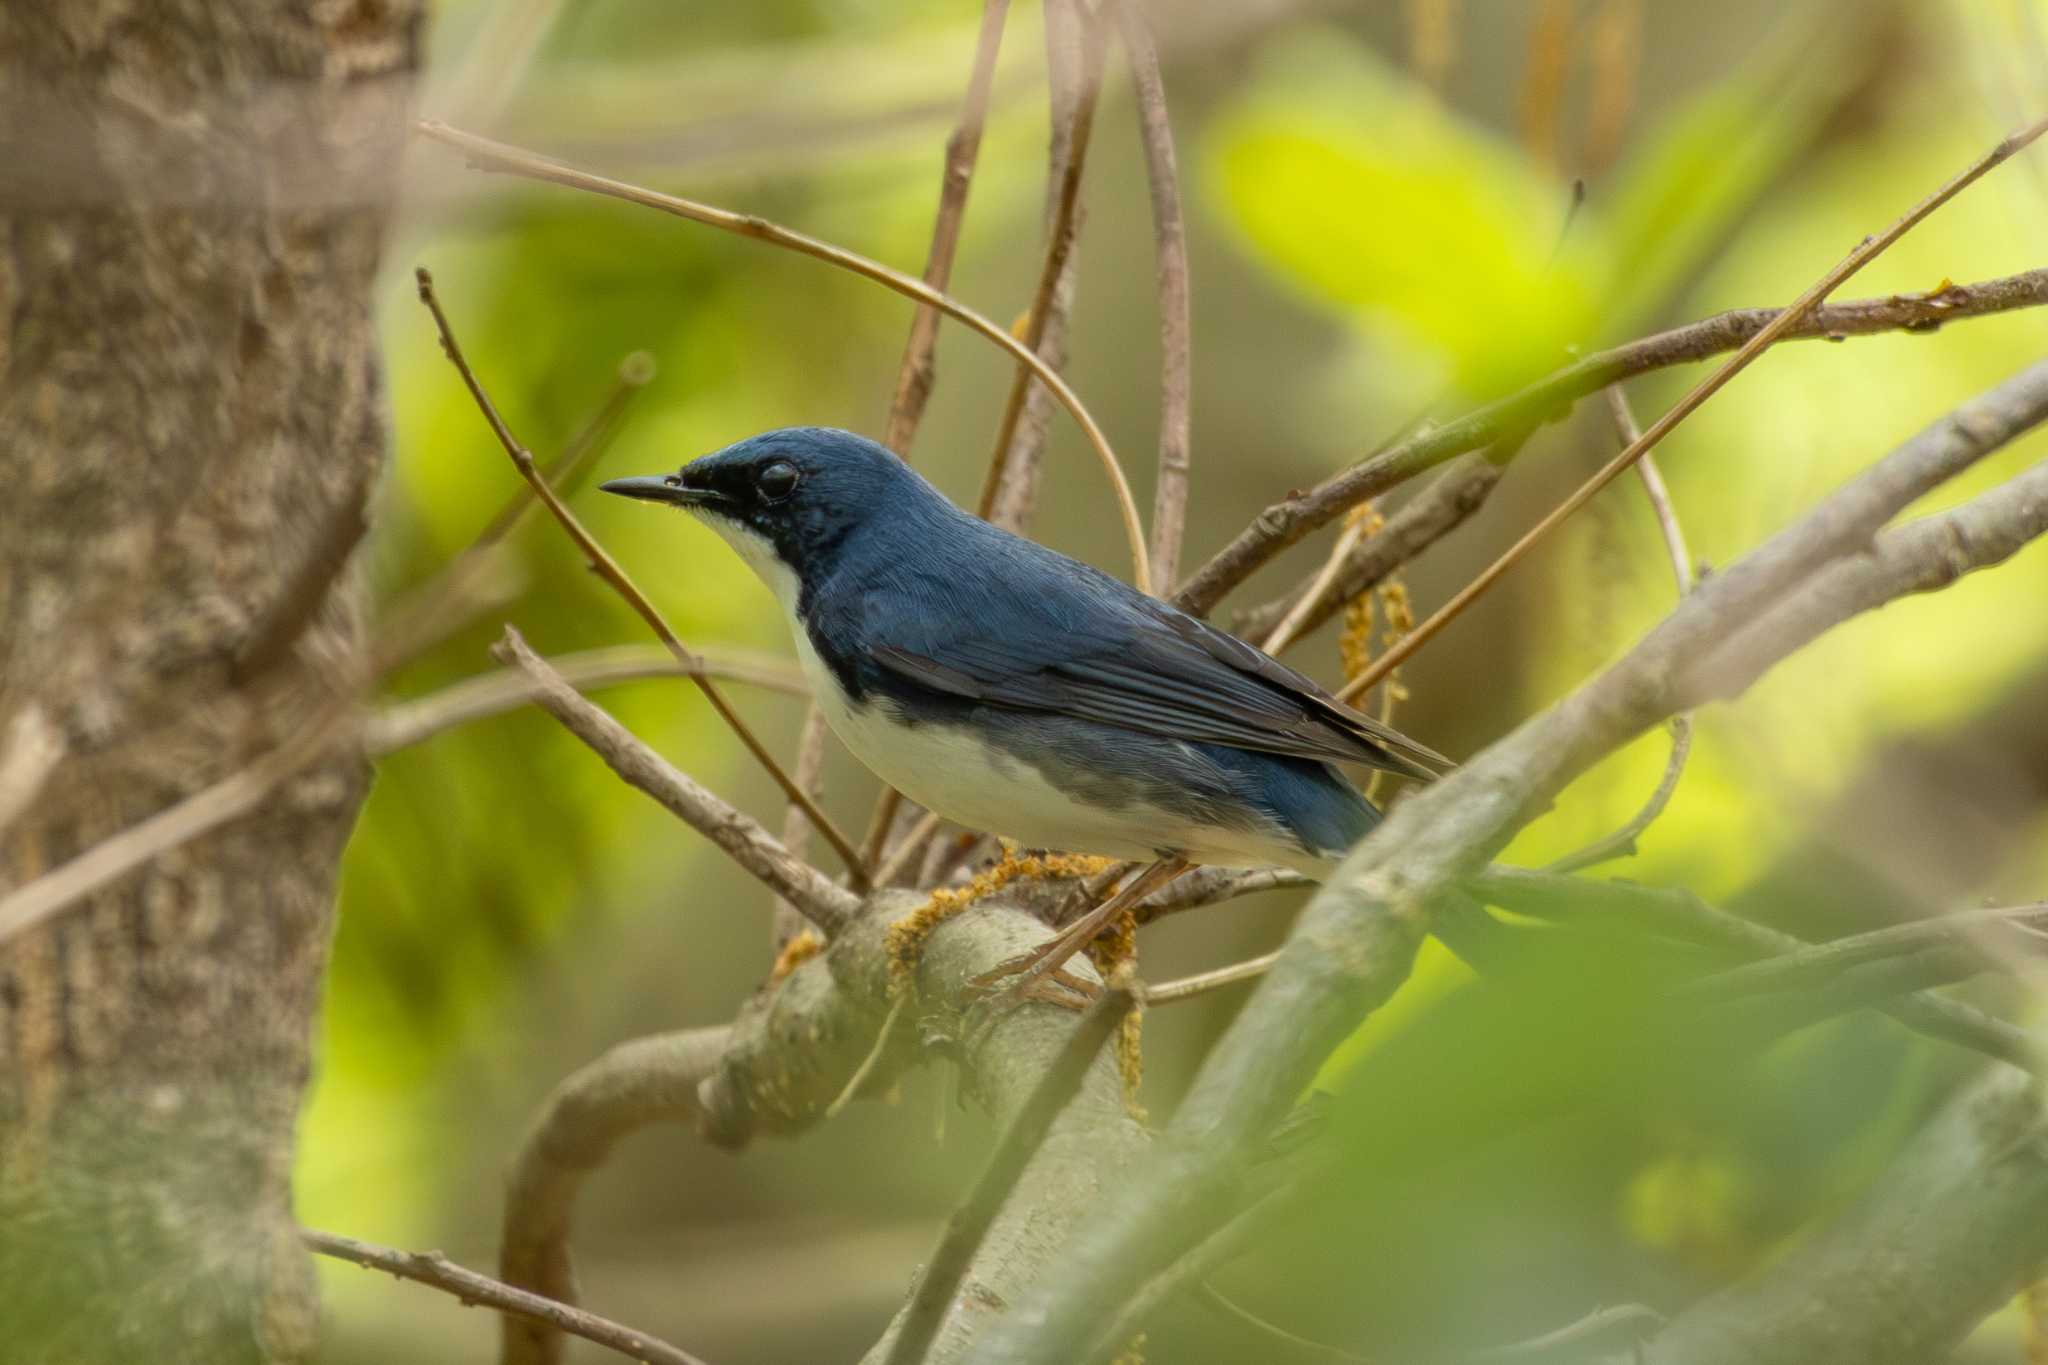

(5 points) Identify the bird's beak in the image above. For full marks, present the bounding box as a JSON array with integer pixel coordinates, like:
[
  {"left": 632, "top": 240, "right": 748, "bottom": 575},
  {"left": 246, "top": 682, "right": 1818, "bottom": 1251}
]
[{"left": 599, "top": 474, "right": 721, "bottom": 508}]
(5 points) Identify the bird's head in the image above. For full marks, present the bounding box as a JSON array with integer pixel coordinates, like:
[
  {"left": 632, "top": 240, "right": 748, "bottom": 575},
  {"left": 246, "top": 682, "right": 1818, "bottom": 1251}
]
[{"left": 602, "top": 426, "right": 924, "bottom": 600}]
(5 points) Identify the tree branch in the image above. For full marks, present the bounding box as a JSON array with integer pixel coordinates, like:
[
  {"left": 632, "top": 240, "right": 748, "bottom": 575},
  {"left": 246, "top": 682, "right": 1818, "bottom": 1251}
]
[
  {"left": 883, "top": 0, "right": 1010, "bottom": 458},
  {"left": 499, "top": 1026, "right": 733, "bottom": 1365},
  {"left": 493, "top": 627, "right": 860, "bottom": 936},
  {"left": 1114, "top": 0, "right": 1194, "bottom": 590},
  {"left": 882, "top": 978, "right": 1139, "bottom": 1365},
  {"left": 303, "top": 1228, "right": 712, "bottom": 1365},
  {"left": 1684, "top": 451, "right": 2048, "bottom": 704},
  {"left": 1636, "top": 1066, "right": 2048, "bottom": 1365},
  {"left": 978, "top": 355, "right": 2048, "bottom": 1365},
  {"left": 977, "top": 0, "right": 1112, "bottom": 554},
  {"left": 1174, "top": 265, "right": 2048, "bottom": 615}
]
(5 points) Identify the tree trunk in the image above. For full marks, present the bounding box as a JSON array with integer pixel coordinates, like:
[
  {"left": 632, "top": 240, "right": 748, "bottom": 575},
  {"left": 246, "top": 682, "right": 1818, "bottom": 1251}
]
[{"left": 0, "top": 4, "right": 420, "bottom": 1360}]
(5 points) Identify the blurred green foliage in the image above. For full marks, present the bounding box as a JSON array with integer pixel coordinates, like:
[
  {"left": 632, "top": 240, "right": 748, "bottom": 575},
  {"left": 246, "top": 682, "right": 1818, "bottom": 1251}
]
[{"left": 311, "top": 2, "right": 2048, "bottom": 1361}]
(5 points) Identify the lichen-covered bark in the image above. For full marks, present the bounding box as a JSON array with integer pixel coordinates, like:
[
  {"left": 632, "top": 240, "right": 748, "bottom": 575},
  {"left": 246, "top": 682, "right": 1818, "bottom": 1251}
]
[{"left": 0, "top": 4, "right": 419, "bottom": 1359}]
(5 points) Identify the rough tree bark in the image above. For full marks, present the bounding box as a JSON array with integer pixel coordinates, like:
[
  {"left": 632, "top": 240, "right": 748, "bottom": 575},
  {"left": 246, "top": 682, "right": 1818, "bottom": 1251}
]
[{"left": 0, "top": 4, "right": 420, "bottom": 1361}]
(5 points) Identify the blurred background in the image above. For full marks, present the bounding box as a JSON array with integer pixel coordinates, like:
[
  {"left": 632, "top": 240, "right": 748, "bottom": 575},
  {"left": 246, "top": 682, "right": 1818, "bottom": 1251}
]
[{"left": 313, "top": 1, "right": 2048, "bottom": 1360}]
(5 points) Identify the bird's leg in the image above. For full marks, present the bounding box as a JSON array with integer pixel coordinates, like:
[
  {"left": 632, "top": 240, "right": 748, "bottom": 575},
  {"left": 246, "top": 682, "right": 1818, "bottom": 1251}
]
[{"left": 970, "top": 856, "right": 1191, "bottom": 1006}]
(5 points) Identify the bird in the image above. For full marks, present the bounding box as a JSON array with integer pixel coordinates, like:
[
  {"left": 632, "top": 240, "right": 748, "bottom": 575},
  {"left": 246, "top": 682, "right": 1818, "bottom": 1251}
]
[{"left": 602, "top": 427, "right": 1450, "bottom": 990}]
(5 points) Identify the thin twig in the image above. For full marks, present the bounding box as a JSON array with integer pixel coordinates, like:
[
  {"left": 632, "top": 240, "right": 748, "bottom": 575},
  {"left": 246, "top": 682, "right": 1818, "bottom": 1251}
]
[
  {"left": 499, "top": 1026, "right": 732, "bottom": 1365},
  {"left": 365, "top": 643, "right": 807, "bottom": 757},
  {"left": 1680, "top": 902, "right": 2048, "bottom": 1004},
  {"left": 1469, "top": 1304, "right": 1666, "bottom": 1360},
  {"left": 413, "top": 267, "right": 869, "bottom": 888},
  {"left": 975, "top": 2, "right": 1109, "bottom": 538},
  {"left": 1146, "top": 950, "right": 1281, "bottom": 1006},
  {"left": 773, "top": 711, "right": 833, "bottom": 949},
  {"left": 1197, "top": 1283, "right": 1374, "bottom": 1363},
  {"left": 874, "top": 810, "right": 946, "bottom": 888},
  {"left": 495, "top": 628, "right": 860, "bottom": 936},
  {"left": 1547, "top": 719, "right": 1694, "bottom": 874},
  {"left": 303, "top": 1228, "right": 712, "bottom": 1365},
  {"left": 884, "top": 0, "right": 1011, "bottom": 457},
  {"left": 1260, "top": 516, "right": 1369, "bottom": 656},
  {"left": 1473, "top": 867, "right": 2043, "bottom": 1074},
  {"left": 1547, "top": 385, "right": 1696, "bottom": 874},
  {"left": 416, "top": 120, "right": 1152, "bottom": 594},
  {"left": 859, "top": 0, "right": 1011, "bottom": 888},
  {"left": 823, "top": 996, "right": 907, "bottom": 1121},
  {"left": 860, "top": 788, "right": 911, "bottom": 874},
  {"left": 372, "top": 353, "right": 653, "bottom": 677},
  {"left": 1334, "top": 114, "right": 2048, "bottom": 703},
  {"left": 1230, "top": 453, "right": 1504, "bottom": 646},
  {"left": 1137, "top": 866, "right": 1311, "bottom": 922},
  {"left": 1115, "top": 0, "right": 1194, "bottom": 589},
  {"left": 1174, "top": 264, "right": 2048, "bottom": 616},
  {"left": 881, "top": 977, "right": 1138, "bottom": 1365}
]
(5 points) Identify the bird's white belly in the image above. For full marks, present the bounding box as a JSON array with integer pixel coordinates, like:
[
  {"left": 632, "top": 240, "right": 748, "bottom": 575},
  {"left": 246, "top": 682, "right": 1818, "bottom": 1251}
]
[{"left": 793, "top": 630, "right": 1311, "bottom": 871}]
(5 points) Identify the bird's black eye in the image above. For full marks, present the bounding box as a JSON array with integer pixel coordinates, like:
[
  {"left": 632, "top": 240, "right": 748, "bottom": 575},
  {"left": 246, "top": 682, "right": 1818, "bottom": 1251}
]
[{"left": 756, "top": 460, "right": 800, "bottom": 503}]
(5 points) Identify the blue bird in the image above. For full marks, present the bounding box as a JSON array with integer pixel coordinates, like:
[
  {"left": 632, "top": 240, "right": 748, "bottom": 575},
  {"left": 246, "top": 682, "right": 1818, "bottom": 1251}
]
[{"left": 603, "top": 427, "right": 1449, "bottom": 982}]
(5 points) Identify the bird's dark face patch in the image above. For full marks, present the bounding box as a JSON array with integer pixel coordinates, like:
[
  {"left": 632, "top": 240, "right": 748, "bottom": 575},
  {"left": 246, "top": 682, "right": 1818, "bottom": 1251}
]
[{"left": 657, "top": 427, "right": 924, "bottom": 579}]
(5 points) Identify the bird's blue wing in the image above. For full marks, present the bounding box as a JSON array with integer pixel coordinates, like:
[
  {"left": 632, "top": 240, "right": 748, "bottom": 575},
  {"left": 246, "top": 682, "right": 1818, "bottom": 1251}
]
[{"left": 861, "top": 542, "right": 1450, "bottom": 781}]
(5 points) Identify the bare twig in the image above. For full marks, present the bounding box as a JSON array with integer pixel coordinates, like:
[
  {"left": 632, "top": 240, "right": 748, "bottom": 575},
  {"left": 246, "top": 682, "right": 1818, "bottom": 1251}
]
[
  {"left": 1547, "top": 719, "right": 1694, "bottom": 874},
  {"left": 1146, "top": 950, "right": 1281, "bottom": 1006},
  {"left": 1230, "top": 453, "right": 1505, "bottom": 645},
  {"left": 1174, "top": 265, "right": 2048, "bottom": 615},
  {"left": 495, "top": 628, "right": 860, "bottom": 935},
  {"left": 1472, "top": 867, "right": 2042, "bottom": 1074},
  {"left": 774, "top": 712, "right": 833, "bottom": 948},
  {"left": 1547, "top": 386, "right": 1696, "bottom": 874},
  {"left": 975, "top": 2, "right": 1110, "bottom": 546},
  {"left": 365, "top": 643, "right": 806, "bottom": 756},
  {"left": 416, "top": 121, "right": 1151, "bottom": 594},
  {"left": 858, "top": 0, "right": 1011, "bottom": 892},
  {"left": 413, "top": 267, "right": 869, "bottom": 888},
  {"left": 1637, "top": 1067, "right": 2048, "bottom": 1365},
  {"left": 371, "top": 353, "right": 652, "bottom": 677},
  {"left": 0, "top": 706, "right": 63, "bottom": 837},
  {"left": 1197, "top": 1283, "right": 1374, "bottom": 1363},
  {"left": 874, "top": 809, "right": 946, "bottom": 888},
  {"left": 1681, "top": 902, "right": 2048, "bottom": 1004},
  {"left": 823, "top": 996, "right": 907, "bottom": 1122},
  {"left": 1336, "top": 114, "right": 2048, "bottom": 704},
  {"left": 303, "top": 1228, "right": 712, "bottom": 1365},
  {"left": 500, "top": 1026, "right": 732, "bottom": 1365},
  {"left": 1470, "top": 1304, "right": 1665, "bottom": 1360},
  {"left": 1115, "top": 0, "right": 1195, "bottom": 589},
  {"left": 884, "top": 0, "right": 1011, "bottom": 457},
  {"left": 1259, "top": 515, "right": 1369, "bottom": 656},
  {"left": 1137, "top": 866, "right": 1311, "bottom": 921},
  {"left": 881, "top": 977, "right": 1138, "bottom": 1365},
  {"left": 1685, "top": 450, "right": 2048, "bottom": 703}
]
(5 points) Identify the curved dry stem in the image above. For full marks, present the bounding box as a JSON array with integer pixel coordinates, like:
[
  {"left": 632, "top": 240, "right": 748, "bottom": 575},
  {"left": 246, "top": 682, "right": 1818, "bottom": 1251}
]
[
  {"left": 416, "top": 120, "right": 1152, "bottom": 594},
  {"left": 1115, "top": 0, "right": 1194, "bottom": 589},
  {"left": 499, "top": 1026, "right": 732, "bottom": 1365}
]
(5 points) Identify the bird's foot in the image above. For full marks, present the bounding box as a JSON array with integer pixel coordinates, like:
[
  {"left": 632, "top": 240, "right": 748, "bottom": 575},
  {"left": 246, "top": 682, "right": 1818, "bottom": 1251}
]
[
  {"left": 966, "top": 944, "right": 1102, "bottom": 1010},
  {"left": 963, "top": 857, "right": 1190, "bottom": 1012}
]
